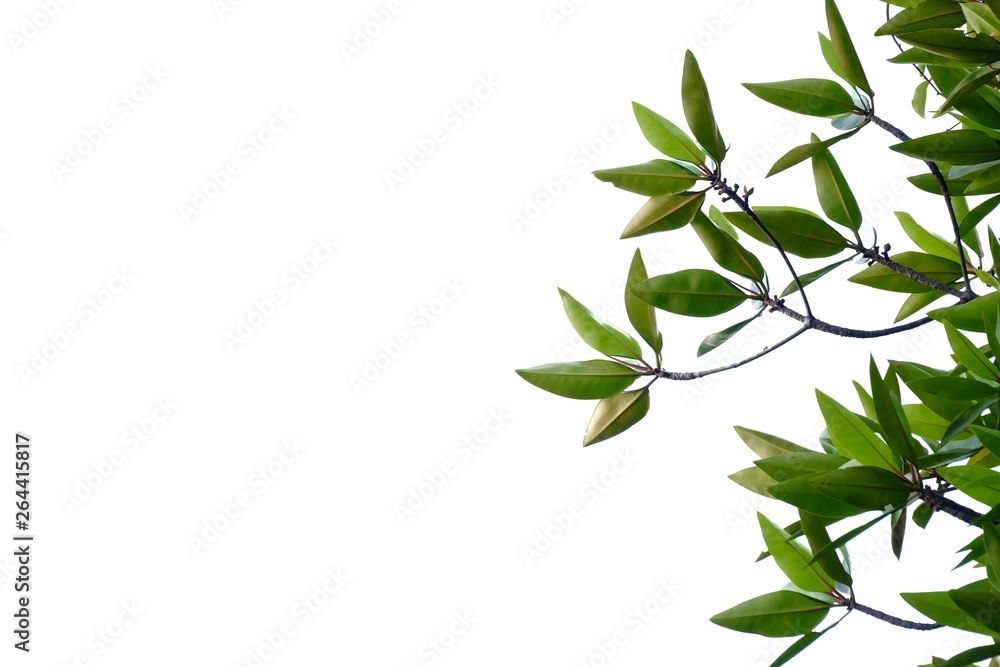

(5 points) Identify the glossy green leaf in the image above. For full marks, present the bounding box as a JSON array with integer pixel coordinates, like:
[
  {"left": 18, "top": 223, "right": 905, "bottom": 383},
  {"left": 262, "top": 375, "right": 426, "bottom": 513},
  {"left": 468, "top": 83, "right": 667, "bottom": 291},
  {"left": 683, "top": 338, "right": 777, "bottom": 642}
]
[
  {"left": 961, "top": 195, "right": 1000, "bottom": 242},
  {"left": 938, "top": 643, "right": 1000, "bottom": 667},
  {"left": 743, "top": 78, "right": 860, "bottom": 118},
  {"left": 907, "top": 376, "right": 999, "bottom": 402},
  {"left": 780, "top": 257, "right": 853, "bottom": 298},
  {"left": 758, "top": 513, "right": 835, "bottom": 593},
  {"left": 945, "top": 320, "right": 1000, "bottom": 380},
  {"left": 812, "top": 466, "right": 915, "bottom": 510},
  {"left": 913, "top": 79, "right": 929, "bottom": 117},
  {"left": 631, "top": 269, "right": 749, "bottom": 317},
  {"left": 708, "top": 204, "right": 739, "bottom": 238},
  {"left": 682, "top": 50, "right": 726, "bottom": 163},
  {"left": 895, "top": 291, "right": 947, "bottom": 323},
  {"left": 768, "top": 630, "right": 829, "bottom": 667},
  {"left": 818, "top": 32, "right": 847, "bottom": 82},
  {"left": 625, "top": 250, "right": 662, "bottom": 358},
  {"left": 870, "top": 357, "right": 921, "bottom": 464},
  {"left": 913, "top": 501, "right": 934, "bottom": 528},
  {"left": 799, "top": 510, "right": 852, "bottom": 586},
  {"left": 826, "top": 0, "right": 873, "bottom": 96},
  {"left": 935, "top": 64, "right": 1000, "bottom": 118},
  {"left": 809, "top": 510, "right": 893, "bottom": 565},
  {"left": 620, "top": 191, "right": 705, "bottom": 239},
  {"left": 848, "top": 251, "right": 962, "bottom": 293},
  {"left": 902, "top": 589, "right": 995, "bottom": 634},
  {"left": 755, "top": 452, "right": 851, "bottom": 483},
  {"left": 950, "top": 580, "right": 1000, "bottom": 633},
  {"left": 891, "top": 130, "right": 1000, "bottom": 165},
  {"left": 890, "top": 47, "right": 970, "bottom": 66},
  {"left": 631, "top": 102, "right": 706, "bottom": 165},
  {"left": 898, "top": 29, "right": 1000, "bottom": 64},
  {"left": 908, "top": 172, "right": 973, "bottom": 195},
  {"left": 559, "top": 288, "right": 643, "bottom": 360},
  {"left": 734, "top": 426, "right": 811, "bottom": 458},
  {"left": 723, "top": 207, "right": 849, "bottom": 258},
  {"left": 710, "top": 591, "right": 831, "bottom": 637},
  {"left": 896, "top": 211, "right": 959, "bottom": 260},
  {"left": 973, "top": 425, "right": 1000, "bottom": 459},
  {"left": 929, "top": 292, "right": 1000, "bottom": 333},
  {"left": 811, "top": 135, "right": 862, "bottom": 231},
  {"left": 963, "top": 3, "right": 1000, "bottom": 35},
  {"left": 983, "top": 523, "right": 1000, "bottom": 593},
  {"left": 698, "top": 314, "right": 761, "bottom": 357},
  {"left": 690, "top": 211, "right": 766, "bottom": 281},
  {"left": 930, "top": 65, "right": 1000, "bottom": 128},
  {"left": 875, "top": 0, "right": 965, "bottom": 36},
  {"left": 816, "top": 390, "right": 900, "bottom": 470},
  {"left": 937, "top": 465, "right": 1000, "bottom": 506},
  {"left": 516, "top": 361, "right": 639, "bottom": 400},
  {"left": 940, "top": 398, "right": 998, "bottom": 445},
  {"left": 593, "top": 160, "right": 704, "bottom": 196},
  {"left": 767, "top": 129, "right": 860, "bottom": 177},
  {"left": 969, "top": 163, "right": 1000, "bottom": 195},
  {"left": 729, "top": 467, "right": 777, "bottom": 497},
  {"left": 769, "top": 472, "right": 867, "bottom": 519},
  {"left": 891, "top": 506, "right": 906, "bottom": 559},
  {"left": 583, "top": 388, "right": 650, "bottom": 446}
]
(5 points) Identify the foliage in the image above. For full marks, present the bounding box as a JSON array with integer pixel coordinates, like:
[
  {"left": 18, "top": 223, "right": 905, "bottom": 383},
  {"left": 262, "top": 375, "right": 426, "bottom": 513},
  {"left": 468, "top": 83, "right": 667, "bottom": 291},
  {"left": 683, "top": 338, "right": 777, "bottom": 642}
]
[{"left": 517, "top": 1, "right": 1000, "bottom": 664}]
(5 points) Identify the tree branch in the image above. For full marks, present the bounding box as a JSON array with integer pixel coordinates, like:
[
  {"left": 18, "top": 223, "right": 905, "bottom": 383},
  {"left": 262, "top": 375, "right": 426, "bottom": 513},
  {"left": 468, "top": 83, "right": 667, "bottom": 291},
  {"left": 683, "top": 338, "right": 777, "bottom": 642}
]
[
  {"left": 867, "top": 114, "right": 975, "bottom": 295},
  {"left": 712, "top": 177, "right": 814, "bottom": 320},
  {"left": 849, "top": 601, "right": 942, "bottom": 631},
  {"left": 851, "top": 245, "right": 971, "bottom": 301},
  {"left": 763, "top": 298, "right": 935, "bottom": 338},
  {"left": 918, "top": 485, "right": 983, "bottom": 525}
]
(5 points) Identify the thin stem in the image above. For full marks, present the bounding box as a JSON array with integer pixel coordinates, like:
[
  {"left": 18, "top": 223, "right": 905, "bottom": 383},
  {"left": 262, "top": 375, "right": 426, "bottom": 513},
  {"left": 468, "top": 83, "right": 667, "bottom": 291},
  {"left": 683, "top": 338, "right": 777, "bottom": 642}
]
[
  {"left": 852, "top": 245, "right": 971, "bottom": 301},
  {"left": 764, "top": 299, "right": 935, "bottom": 338},
  {"left": 886, "top": 3, "right": 942, "bottom": 98},
  {"left": 848, "top": 601, "right": 942, "bottom": 631},
  {"left": 654, "top": 326, "right": 808, "bottom": 381},
  {"left": 918, "top": 485, "right": 983, "bottom": 525},
  {"left": 712, "top": 178, "right": 813, "bottom": 320},
  {"left": 868, "top": 114, "right": 975, "bottom": 296}
]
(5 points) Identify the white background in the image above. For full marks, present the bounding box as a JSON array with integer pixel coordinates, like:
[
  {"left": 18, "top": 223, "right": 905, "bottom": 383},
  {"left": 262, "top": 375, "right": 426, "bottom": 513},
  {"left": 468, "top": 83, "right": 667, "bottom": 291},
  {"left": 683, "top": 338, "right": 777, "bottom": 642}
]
[{"left": 0, "top": 0, "right": 990, "bottom": 665}]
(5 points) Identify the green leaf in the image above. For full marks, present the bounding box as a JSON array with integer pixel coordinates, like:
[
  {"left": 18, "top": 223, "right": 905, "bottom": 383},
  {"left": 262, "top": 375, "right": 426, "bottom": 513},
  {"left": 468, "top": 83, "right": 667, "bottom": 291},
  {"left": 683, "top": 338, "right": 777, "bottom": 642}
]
[
  {"left": 698, "top": 314, "right": 761, "bottom": 357},
  {"left": 758, "top": 513, "right": 835, "bottom": 593},
  {"left": 682, "top": 50, "right": 726, "bottom": 164},
  {"left": 818, "top": 32, "right": 847, "bottom": 82},
  {"left": 891, "top": 130, "right": 1000, "bottom": 165},
  {"left": 559, "top": 289, "right": 643, "bottom": 360},
  {"left": 780, "top": 257, "right": 854, "bottom": 298},
  {"left": 961, "top": 195, "right": 1000, "bottom": 242},
  {"left": 895, "top": 291, "right": 948, "bottom": 323},
  {"left": 768, "top": 630, "right": 829, "bottom": 667},
  {"left": 929, "top": 292, "right": 1000, "bottom": 333},
  {"left": 593, "top": 160, "right": 704, "bottom": 196},
  {"left": 937, "top": 465, "right": 1000, "bottom": 506},
  {"left": 963, "top": 3, "right": 1000, "bottom": 35},
  {"left": 755, "top": 452, "right": 851, "bottom": 482},
  {"left": 950, "top": 580, "right": 1000, "bottom": 633},
  {"left": 940, "top": 398, "right": 997, "bottom": 445},
  {"left": 710, "top": 591, "right": 831, "bottom": 637},
  {"left": 723, "top": 206, "right": 849, "bottom": 258},
  {"left": 890, "top": 47, "right": 971, "bottom": 66},
  {"left": 620, "top": 191, "right": 705, "bottom": 239},
  {"left": 913, "top": 79, "right": 930, "bottom": 117},
  {"left": 583, "top": 388, "right": 650, "bottom": 446},
  {"left": 816, "top": 390, "right": 900, "bottom": 470},
  {"left": 743, "top": 78, "right": 860, "bottom": 118},
  {"left": 935, "top": 64, "right": 1000, "bottom": 118},
  {"left": 907, "top": 376, "right": 999, "bottom": 402},
  {"left": 968, "top": 163, "right": 1000, "bottom": 195},
  {"left": 729, "top": 467, "right": 777, "bottom": 497},
  {"left": 892, "top": 506, "right": 906, "bottom": 559},
  {"left": 812, "top": 466, "right": 915, "bottom": 510},
  {"left": 809, "top": 510, "right": 893, "bottom": 565},
  {"left": 769, "top": 472, "right": 867, "bottom": 519},
  {"left": 870, "top": 357, "right": 921, "bottom": 464},
  {"left": 625, "top": 250, "right": 661, "bottom": 358},
  {"left": 875, "top": 0, "right": 966, "bottom": 36},
  {"left": 811, "top": 135, "right": 862, "bottom": 231},
  {"left": 938, "top": 643, "right": 1000, "bottom": 667},
  {"left": 902, "top": 589, "right": 994, "bottom": 634},
  {"left": 983, "top": 523, "right": 1000, "bottom": 592},
  {"left": 914, "top": 501, "right": 934, "bottom": 528},
  {"left": 708, "top": 204, "right": 739, "bottom": 238},
  {"left": 825, "top": 0, "right": 873, "bottom": 96},
  {"left": 896, "top": 211, "right": 960, "bottom": 260},
  {"left": 945, "top": 320, "right": 1000, "bottom": 381},
  {"left": 631, "top": 269, "right": 749, "bottom": 317},
  {"left": 734, "top": 426, "right": 811, "bottom": 458},
  {"left": 973, "top": 425, "right": 1000, "bottom": 459},
  {"left": 908, "top": 171, "right": 974, "bottom": 196},
  {"left": 898, "top": 29, "right": 1000, "bottom": 64},
  {"left": 799, "top": 510, "right": 852, "bottom": 586},
  {"left": 931, "top": 65, "right": 1000, "bottom": 128},
  {"left": 848, "top": 251, "right": 962, "bottom": 293},
  {"left": 631, "top": 102, "right": 706, "bottom": 165},
  {"left": 690, "top": 211, "right": 766, "bottom": 281},
  {"left": 516, "top": 361, "right": 640, "bottom": 400},
  {"left": 767, "top": 129, "right": 860, "bottom": 177}
]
